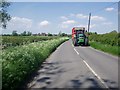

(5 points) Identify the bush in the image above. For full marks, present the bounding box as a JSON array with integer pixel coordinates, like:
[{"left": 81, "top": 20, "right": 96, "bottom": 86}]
[
  {"left": 2, "top": 37, "right": 69, "bottom": 90},
  {"left": 89, "top": 31, "right": 119, "bottom": 46}
]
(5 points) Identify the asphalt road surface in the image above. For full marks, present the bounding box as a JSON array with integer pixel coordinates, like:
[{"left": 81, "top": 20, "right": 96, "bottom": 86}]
[{"left": 27, "top": 40, "right": 118, "bottom": 89}]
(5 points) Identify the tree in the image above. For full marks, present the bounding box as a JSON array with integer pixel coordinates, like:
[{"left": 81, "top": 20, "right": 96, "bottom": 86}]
[
  {"left": 48, "top": 33, "right": 53, "bottom": 36},
  {"left": 61, "top": 33, "right": 67, "bottom": 36},
  {"left": 21, "top": 31, "right": 32, "bottom": 36},
  {"left": 94, "top": 32, "right": 97, "bottom": 34},
  {"left": 21, "top": 31, "right": 27, "bottom": 36},
  {"left": 12, "top": 30, "right": 18, "bottom": 36},
  {"left": 27, "top": 31, "right": 32, "bottom": 36},
  {"left": 0, "top": 0, "right": 11, "bottom": 29}
]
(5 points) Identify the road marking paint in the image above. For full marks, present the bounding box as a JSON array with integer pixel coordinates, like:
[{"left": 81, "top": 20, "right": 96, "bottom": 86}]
[
  {"left": 74, "top": 48, "right": 79, "bottom": 55},
  {"left": 57, "top": 42, "right": 64, "bottom": 50},
  {"left": 72, "top": 44, "right": 109, "bottom": 88},
  {"left": 83, "top": 60, "right": 109, "bottom": 89},
  {"left": 71, "top": 43, "right": 74, "bottom": 47}
]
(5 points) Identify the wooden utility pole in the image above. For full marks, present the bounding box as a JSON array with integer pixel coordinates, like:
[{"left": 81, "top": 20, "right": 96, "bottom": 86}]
[
  {"left": 88, "top": 13, "right": 91, "bottom": 35},
  {"left": 87, "top": 13, "right": 91, "bottom": 44}
]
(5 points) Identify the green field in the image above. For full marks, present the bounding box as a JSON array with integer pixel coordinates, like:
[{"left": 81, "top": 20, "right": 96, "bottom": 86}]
[{"left": 1, "top": 36, "right": 59, "bottom": 49}]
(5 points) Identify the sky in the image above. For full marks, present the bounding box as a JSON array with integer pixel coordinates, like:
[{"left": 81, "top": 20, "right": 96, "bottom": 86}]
[{"left": 2, "top": 1, "right": 118, "bottom": 34}]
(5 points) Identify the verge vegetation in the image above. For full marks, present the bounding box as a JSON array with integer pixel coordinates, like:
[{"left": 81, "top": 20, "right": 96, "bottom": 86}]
[
  {"left": 2, "top": 37, "right": 69, "bottom": 89},
  {"left": 89, "top": 31, "right": 119, "bottom": 56}
]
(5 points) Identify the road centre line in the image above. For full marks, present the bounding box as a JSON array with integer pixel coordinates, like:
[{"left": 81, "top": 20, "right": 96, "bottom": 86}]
[
  {"left": 74, "top": 48, "right": 79, "bottom": 55},
  {"left": 73, "top": 47, "right": 109, "bottom": 89},
  {"left": 71, "top": 43, "right": 74, "bottom": 47}
]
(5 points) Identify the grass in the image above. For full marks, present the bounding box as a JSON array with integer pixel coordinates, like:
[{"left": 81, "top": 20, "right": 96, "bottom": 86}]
[
  {"left": 90, "top": 41, "right": 119, "bottom": 57},
  {"left": 2, "top": 37, "right": 69, "bottom": 90}
]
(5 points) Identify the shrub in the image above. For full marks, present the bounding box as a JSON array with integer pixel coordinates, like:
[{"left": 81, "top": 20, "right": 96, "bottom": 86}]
[{"left": 2, "top": 37, "right": 69, "bottom": 89}]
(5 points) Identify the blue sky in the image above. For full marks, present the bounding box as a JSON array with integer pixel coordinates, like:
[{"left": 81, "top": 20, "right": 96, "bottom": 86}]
[{"left": 2, "top": 2, "right": 118, "bottom": 34}]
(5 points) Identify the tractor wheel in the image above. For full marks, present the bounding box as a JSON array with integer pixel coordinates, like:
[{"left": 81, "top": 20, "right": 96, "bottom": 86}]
[
  {"left": 85, "top": 38, "right": 88, "bottom": 46},
  {"left": 73, "top": 39, "right": 77, "bottom": 46}
]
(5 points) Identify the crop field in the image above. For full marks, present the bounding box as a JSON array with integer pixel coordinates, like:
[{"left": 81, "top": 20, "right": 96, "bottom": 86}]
[
  {"left": 1, "top": 36, "right": 59, "bottom": 49},
  {"left": 2, "top": 37, "right": 69, "bottom": 89}
]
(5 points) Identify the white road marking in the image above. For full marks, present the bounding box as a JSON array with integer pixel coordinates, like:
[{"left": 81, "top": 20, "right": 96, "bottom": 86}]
[
  {"left": 72, "top": 46, "right": 109, "bottom": 88},
  {"left": 71, "top": 43, "right": 74, "bottom": 47},
  {"left": 74, "top": 48, "right": 79, "bottom": 55},
  {"left": 57, "top": 43, "right": 64, "bottom": 50},
  {"left": 83, "top": 60, "right": 109, "bottom": 88}
]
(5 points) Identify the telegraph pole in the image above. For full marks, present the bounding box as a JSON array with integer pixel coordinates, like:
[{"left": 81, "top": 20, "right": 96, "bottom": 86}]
[
  {"left": 88, "top": 13, "right": 91, "bottom": 35},
  {"left": 87, "top": 13, "right": 91, "bottom": 44}
]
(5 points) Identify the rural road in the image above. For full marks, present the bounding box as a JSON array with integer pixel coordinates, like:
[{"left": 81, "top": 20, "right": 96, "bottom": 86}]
[{"left": 27, "top": 40, "right": 118, "bottom": 89}]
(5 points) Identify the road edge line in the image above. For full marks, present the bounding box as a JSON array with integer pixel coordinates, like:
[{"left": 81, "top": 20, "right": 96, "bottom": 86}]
[{"left": 83, "top": 60, "right": 109, "bottom": 89}]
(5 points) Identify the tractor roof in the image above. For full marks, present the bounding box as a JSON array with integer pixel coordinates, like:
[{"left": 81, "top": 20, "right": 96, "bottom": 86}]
[{"left": 74, "top": 27, "right": 85, "bottom": 30}]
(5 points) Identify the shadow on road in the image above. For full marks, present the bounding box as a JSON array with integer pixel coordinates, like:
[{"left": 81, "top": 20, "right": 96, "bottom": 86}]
[
  {"left": 23, "top": 61, "right": 67, "bottom": 89},
  {"left": 102, "top": 79, "right": 118, "bottom": 89},
  {"left": 66, "top": 74, "right": 118, "bottom": 89},
  {"left": 67, "top": 75, "right": 102, "bottom": 89},
  {"left": 22, "top": 61, "right": 118, "bottom": 89}
]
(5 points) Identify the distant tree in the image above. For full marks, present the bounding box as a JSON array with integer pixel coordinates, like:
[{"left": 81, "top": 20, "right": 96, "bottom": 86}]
[
  {"left": 48, "top": 33, "right": 53, "bottom": 36},
  {"left": 58, "top": 31, "right": 62, "bottom": 36},
  {"left": 12, "top": 30, "right": 18, "bottom": 36},
  {"left": 27, "top": 31, "right": 32, "bottom": 36},
  {"left": 94, "top": 32, "right": 97, "bottom": 34},
  {"left": 0, "top": 0, "right": 11, "bottom": 29},
  {"left": 61, "top": 33, "right": 67, "bottom": 36},
  {"left": 21, "top": 31, "right": 32, "bottom": 36},
  {"left": 21, "top": 31, "right": 27, "bottom": 36},
  {"left": 110, "top": 30, "right": 117, "bottom": 33}
]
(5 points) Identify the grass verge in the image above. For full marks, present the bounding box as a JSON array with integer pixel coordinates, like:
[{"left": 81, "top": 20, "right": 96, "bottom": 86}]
[
  {"left": 2, "top": 37, "right": 69, "bottom": 90},
  {"left": 90, "top": 41, "right": 119, "bottom": 57}
]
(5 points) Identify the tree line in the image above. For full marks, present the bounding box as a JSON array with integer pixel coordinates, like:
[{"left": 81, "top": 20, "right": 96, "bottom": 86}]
[{"left": 2, "top": 30, "right": 71, "bottom": 37}]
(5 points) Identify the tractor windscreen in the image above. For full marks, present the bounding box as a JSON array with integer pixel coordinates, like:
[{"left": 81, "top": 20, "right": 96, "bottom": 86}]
[{"left": 76, "top": 30, "right": 84, "bottom": 38}]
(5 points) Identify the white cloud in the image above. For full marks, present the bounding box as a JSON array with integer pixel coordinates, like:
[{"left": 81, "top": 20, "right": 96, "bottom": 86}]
[
  {"left": 105, "top": 7, "right": 114, "bottom": 11},
  {"left": 76, "top": 14, "right": 88, "bottom": 19},
  {"left": 62, "top": 20, "right": 76, "bottom": 24},
  {"left": 2, "top": 17, "right": 33, "bottom": 34},
  {"left": 39, "top": 20, "right": 50, "bottom": 27},
  {"left": 91, "top": 16, "right": 105, "bottom": 21},
  {"left": 74, "top": 24, "right": 87, "bottom": 28},
  {"left": 60, "top": 16, "right": 68, "bottom": 20},
  {"left": 69, "top": 13, "right": 88, "bottom": 19},
  {"left": 69, "top": 13, "right": 105, "bottom": 22},
  {"left": 61, "top": 24, "right": 69, "bottom": 28},
  {"left": 103, "top": 22, "right": 113, "bottom": 25},
  {"left": 74, "top": 24, "right": 96, "bottom": 29},
  {"left": 59, "top": 20, "right": 76, "bottom": 29},
  {"left": 90, "top": 24, "right": 96, "bottom": 28},
  {"left": 70, "top": 13, "right": 75, "bottom": 17},
  {"left": 9, "top": 17, "right": 32, "bottom": 29}
]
